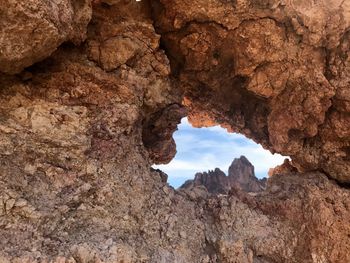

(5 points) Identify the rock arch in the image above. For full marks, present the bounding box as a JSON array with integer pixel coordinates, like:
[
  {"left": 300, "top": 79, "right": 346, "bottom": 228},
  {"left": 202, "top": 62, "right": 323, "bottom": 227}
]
[{"left": 0, "top": 0, "right": 349, "bottom": 262}]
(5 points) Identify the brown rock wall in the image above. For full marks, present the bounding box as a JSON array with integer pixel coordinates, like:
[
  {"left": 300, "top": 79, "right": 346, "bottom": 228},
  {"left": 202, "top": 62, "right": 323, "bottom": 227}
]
[
  {"left": 0, "top": 0, "right": 92, "bottom": 74},
  {"left": 0, "top": 0, "right": 349, "bottom": 262},
  {"left": 153, "top": 0, "right": 350, "bottom": 182}
]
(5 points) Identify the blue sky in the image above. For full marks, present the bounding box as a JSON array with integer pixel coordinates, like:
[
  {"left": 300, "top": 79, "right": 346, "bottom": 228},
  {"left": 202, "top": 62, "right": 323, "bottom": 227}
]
[{"left": 153, "top": 118, "right": 288, "bottom": 188}]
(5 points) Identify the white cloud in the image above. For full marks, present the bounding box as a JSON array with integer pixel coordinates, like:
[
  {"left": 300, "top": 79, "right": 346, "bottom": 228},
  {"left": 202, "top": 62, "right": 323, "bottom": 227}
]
[{"left": 153, "top": 117, "right": 289, "bottom": 186}]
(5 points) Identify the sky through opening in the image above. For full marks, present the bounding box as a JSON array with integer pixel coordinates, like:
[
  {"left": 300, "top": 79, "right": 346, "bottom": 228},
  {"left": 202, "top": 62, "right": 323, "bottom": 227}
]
[{"left": 153, "top": 118, "right": 288, "bottom": 188}]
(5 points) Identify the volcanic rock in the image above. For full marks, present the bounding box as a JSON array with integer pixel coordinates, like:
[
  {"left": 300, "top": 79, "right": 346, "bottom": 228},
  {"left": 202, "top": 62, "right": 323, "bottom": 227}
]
[
  {"left": 153, "top": 0, "right": 350, "bottom": 183},
  {"left": 0, "top": 0, "right": 349, "bottom": 262},
  {"left": 181, "top": 156, "right": 266, "bottom": 194},
  {"left": 0, "top": 0, "right": 92, "bottom": 74},
  {"left": 228, "top": 156, "right": 266, "bottom": 192},
  {"left": 181, "top": 168, "right": 228, "bottom": 194}
]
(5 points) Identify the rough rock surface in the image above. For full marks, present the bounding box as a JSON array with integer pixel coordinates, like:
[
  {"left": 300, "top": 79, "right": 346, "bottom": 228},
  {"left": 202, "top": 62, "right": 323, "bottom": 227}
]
[
  {"left": 0, "top": 0, "right": 349, "bottom": 262},
  {"left": 153, "top": 0, "right": 350, "bottom": 183},
  {"left": 0, "top": 0, "right": 92, "bottom": 74},
  {"left": 228, "top": 156, "right": 267, "bottom": 192},
  {"left": 181, "top": 156, "right": 266, "bottom": 194}
]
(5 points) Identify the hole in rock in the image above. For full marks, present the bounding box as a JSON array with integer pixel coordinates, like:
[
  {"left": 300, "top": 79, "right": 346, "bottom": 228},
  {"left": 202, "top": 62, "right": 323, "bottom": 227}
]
[{"left": 153, "top": 118, "right": 288, "bottom": 191}]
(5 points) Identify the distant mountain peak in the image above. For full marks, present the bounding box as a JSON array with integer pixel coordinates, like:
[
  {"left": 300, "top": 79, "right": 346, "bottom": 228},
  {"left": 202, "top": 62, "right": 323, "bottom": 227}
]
[{"left": 180, "top": 155, "right": 266, "bottom": 194}]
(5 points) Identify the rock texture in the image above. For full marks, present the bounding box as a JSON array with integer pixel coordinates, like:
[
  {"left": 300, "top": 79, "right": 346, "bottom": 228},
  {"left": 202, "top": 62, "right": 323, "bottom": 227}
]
[
  {"left": 0, "top": 0, "right": 349, "bottom": 262},
  {"left": 0, "top": 0, "right": 92, "bottom": 74},
  {"left": 153, "top": 0, "right": 350, "bottom": 183},
  {"left": 181, "top": 156, "right": 266, "bottom": 194},
  {"left": 228, "top": 156, "right": 267, "bottom": 192}
]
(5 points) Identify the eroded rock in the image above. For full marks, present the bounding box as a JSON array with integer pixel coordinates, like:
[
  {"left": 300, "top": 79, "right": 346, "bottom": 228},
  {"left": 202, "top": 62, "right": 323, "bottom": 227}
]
[
  {"left": 0, "top": 0, "right": 92, "bottom": 74},
  {"left": 181, "top": 156, "right": 266, "bottom": 194},
  {"left": 153, "top": 0, "right": 350, "bottom": 183},
  {"left": 0, "top": 0, "right": 349, "bottom": 262}
]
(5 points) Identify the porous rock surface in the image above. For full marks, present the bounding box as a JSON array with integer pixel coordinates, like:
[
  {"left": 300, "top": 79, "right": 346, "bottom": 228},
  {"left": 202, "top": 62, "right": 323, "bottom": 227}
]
[
  {"left": 0, "top": 0, "right": 349, "bottom": 262},
  {"left": 0, "top": 0, "right": 92, "bottom": 74},
  {"left": 153, "top": 0, "right": 350, "bottom": 183},
  {"left": 181, "top": 156, "right": 266, "bottom": 194}
]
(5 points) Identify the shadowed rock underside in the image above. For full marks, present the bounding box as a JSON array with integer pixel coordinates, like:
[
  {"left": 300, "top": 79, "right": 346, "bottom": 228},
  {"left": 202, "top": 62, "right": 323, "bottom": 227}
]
[{"left": 0, "top": 0, "right": 349, "bottom": 262}]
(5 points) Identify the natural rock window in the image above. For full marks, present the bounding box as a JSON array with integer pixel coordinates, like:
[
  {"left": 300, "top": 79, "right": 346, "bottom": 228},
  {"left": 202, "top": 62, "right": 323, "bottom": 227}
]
[
  {"left": 154, "top": 117, "right": 287, "bottom": 189},
  {"left": 1, "top": 0, "right": 350, "bottom": 261}
]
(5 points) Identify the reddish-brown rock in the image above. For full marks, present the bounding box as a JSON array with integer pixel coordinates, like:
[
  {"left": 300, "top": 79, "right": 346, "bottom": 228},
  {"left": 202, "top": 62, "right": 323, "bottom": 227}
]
[
  {"left": 0, "top": 0, "right": 92, "bottom": 74},
  {"left": 0, "top": 0, "right": 349, "bottom": 262},
  {"left": 153, "top": 0, "right": 350, "bottom": 183}
]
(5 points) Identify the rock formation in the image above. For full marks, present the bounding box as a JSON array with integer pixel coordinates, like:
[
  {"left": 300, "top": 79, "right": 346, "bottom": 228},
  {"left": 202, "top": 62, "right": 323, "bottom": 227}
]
[
  {"left": 153, "top": 0, "right": 350, "bottom": 183},
  {"left": 181, "top": 168, "right": 229, "bottom": 194},
  {"left": 0, "top": 0, "right": 92, "bottom": 74},
  {"left": 0, "top": 0, "right": 349, "bottom": 262},
  {"left": 181, "top": 156, "right": 266, "bottom": 194},
  {"left": 228, "top": 156, "right": 267, "bottom": 192}
]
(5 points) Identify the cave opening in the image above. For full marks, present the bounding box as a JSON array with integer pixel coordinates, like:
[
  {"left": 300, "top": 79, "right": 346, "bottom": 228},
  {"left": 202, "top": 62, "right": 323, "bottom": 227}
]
[{"left": 153, "top": 117, "right": 287, "bottom": 190}]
